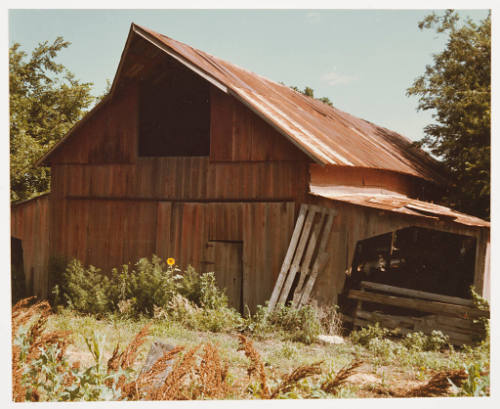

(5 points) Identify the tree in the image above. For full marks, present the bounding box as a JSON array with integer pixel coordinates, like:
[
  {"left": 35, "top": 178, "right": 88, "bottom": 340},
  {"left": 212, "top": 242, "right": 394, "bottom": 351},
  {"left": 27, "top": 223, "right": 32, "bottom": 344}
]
[
  {"left": 407, "top": 10, "right": 490, "bottom": 219},
  {"left": 289, "top": 85, "right": 333, "bottom": 106},
  {"left": 10, "top": 37, "right": 94, "bottom": 202}
]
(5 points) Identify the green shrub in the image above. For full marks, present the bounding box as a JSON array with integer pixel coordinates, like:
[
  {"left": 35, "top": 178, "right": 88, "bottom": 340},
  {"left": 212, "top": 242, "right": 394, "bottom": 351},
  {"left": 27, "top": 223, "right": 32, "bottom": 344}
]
[
  {"left": 350, "top": 323, "right": 390, "bottom": 346},
  {"left": 267, "top": 304, "right": 322, "bottom": 344},
  {"left": 402, "top": 331, "right": 427, "bottom": 351},
  {"left": 56, "top": 259, "right": 113, "bottom": 315},
  {"left": 177, "top": 265, "right": 202, "bottom": 304},
  {"left": 15, "top": 324, "right": 133, "bottom": 401},
  {"left": 240, "top": 303, "right": 322, "bottom": 344},
  {"left": 425, "top": 330, "right": 450, "bottom": 351},
  {"left": 402, "top": 330, "right": 449, "bottom": 351},
  {"left": 109, "top": 256, "right": 180, "bottom": 315},
  {"left": 239, "top": 304, "right": 270, "bottom": 335},
  {"left": 460, "top": 362, "right": 490, "bottom": 396},
  {"left": 367, "top": 337, "right": 403, "bottom": 360}
]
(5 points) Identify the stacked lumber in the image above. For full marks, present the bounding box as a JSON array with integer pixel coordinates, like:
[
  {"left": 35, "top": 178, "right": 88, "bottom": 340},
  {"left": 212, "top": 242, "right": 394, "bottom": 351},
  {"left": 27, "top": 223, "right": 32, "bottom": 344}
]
[{"left": 348, "top": 281, "right": 489, "bottom": 345}]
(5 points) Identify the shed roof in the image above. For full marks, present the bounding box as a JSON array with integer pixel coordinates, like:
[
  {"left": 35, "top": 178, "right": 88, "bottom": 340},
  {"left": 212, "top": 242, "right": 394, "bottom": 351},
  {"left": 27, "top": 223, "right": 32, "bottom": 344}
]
[
  {"left": 39, "top": 23, "right": 446, "bottom": 184},
  {"left": 309, "top": 184, "right": 489, "bottom": 228}
]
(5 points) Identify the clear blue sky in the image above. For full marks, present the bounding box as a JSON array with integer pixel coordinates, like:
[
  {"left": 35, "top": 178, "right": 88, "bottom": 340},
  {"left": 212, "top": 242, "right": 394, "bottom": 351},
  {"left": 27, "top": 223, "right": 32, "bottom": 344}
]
[{"left": 8, "top": 8, "right": 489, "bottom": 141}]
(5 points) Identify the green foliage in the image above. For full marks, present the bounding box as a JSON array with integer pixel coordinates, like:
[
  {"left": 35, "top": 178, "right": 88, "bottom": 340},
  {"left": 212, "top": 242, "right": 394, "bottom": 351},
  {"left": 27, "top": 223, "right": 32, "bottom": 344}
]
[
  {"left": 407, "top": 10, "right": 491, "bottom": 218},
  {"left": 16, "top": 328, "right": 132, "bottom": 401},
  {"left": 402, "top": 330, "right": 449, "bottom": 352},
  {"left": 469, "top": 286, "right": 490, "bottom": 345},
  {"left": 54, "top": 256, "right": 242, "bottom": 333},
  {"left": 239, "top": 304, "right": 270, "bottom": 335},
  {"left": 242, "top": 303, "right": 322, "bottom": 344},
  {"left": 459, "top": 362, "right": 489, "bottom": 396},
  {"left": 470, "top": 285, "right": 489, "bottom": 311},
  {"left": 199, "top": 272, "right": 229, "bottom": 309},
  {"left": 350, "top": 323, "right": 390, "bottom": 346},
  {"left": 58, "top": 260, "right": 113, "bottom": 315},
  {"left": 289, "top": 85, "right": 333, "bottom": 106},
  {"left": 176, "top": 265, "right": 202, "bottom": 304},
  {"left": 268, "top": 304, "right": 322, "bottom": 344},
  {"left": 10, "top": 38, "right": 95, "bottom": 202},
  {"left": 110, "top": 256, "right": 181, "bottom": 316}
]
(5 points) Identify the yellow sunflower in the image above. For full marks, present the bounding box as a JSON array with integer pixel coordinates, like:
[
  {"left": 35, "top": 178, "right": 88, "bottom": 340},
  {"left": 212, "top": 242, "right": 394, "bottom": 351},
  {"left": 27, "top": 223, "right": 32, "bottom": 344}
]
[{"left": 167, "top": 257, "right": 175, "bottom": 266}]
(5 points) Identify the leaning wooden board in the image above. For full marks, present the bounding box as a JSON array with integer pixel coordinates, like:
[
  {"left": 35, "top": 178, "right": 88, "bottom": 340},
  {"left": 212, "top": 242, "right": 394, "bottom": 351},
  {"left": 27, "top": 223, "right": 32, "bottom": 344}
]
[{"left": 268, "top": 204, "right": 336, "bottom": 310}]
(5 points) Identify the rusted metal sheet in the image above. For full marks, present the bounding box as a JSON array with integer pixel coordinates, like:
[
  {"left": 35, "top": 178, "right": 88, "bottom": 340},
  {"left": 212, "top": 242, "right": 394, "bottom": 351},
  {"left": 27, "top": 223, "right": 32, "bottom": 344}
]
[
  {"left": 131, "top": 24, "right": 445, "bottom": 184},
  {"left": 11, "top": 194, "right": 50, "bottom": 298},
  {"left": 309, "top": 183, "right": 489, "bottom": 228}
]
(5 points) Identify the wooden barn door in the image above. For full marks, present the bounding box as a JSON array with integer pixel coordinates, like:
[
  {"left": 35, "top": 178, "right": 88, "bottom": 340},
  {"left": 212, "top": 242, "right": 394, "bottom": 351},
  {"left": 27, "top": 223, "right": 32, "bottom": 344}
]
[{"left": 206, "top": 241, "right": 243, "bottom": 312}]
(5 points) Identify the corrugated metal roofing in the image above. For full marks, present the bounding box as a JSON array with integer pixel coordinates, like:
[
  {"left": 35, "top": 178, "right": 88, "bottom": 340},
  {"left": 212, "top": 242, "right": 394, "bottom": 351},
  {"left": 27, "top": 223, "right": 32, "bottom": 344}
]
[
  {"left": 309, "top": 184, "right": 490, "bottom": 228},
  {"left": 134, "top": 24, "right": 446, "bottom": 184}
]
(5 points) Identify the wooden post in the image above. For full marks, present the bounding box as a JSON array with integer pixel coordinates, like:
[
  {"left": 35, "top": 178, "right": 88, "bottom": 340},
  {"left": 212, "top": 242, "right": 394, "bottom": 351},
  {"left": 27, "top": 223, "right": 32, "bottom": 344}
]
[{"left": 473, "top": 228, "right": 490, "bottom": 299}]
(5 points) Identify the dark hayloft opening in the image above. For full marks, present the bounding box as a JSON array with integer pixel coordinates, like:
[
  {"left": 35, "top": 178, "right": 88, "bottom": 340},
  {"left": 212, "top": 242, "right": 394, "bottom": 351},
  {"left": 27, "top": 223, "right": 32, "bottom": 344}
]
[{"left": 138, "top": 61, "right": 210, "bottom": 157}]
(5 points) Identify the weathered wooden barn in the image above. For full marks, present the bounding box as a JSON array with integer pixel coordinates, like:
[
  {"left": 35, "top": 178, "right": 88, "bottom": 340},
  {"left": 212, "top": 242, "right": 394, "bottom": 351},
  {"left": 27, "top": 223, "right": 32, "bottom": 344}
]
[{"left": 11, "top": 24, "right": 490, "bottom": 317}]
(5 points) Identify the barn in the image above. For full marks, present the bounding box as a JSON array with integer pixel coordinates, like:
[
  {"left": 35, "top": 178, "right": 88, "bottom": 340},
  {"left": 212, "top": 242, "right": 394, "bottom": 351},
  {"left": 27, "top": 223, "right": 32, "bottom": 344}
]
[{"left": 11, "top": 24, "right": 490, "bottom": 323}]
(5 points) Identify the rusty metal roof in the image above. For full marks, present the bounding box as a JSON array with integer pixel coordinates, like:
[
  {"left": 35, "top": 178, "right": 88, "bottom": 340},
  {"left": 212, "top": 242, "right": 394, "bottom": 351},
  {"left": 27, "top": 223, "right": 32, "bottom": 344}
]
[
  {"left": 309, "top": 184, "right": 490, "bottom": 228},
  {"left": 132, "top": 24, "right": 446, "bottom": 184},
  {"left": 39, "top": 23, "right": 447, "bottom": 183}
]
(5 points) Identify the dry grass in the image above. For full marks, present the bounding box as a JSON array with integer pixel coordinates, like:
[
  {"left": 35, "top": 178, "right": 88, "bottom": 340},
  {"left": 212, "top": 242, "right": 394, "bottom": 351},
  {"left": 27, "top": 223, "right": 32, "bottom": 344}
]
[
  {"left": 11, "top": 298, "right": 73, "bottom": 402},
  {"left": 270, "top": 361, "right": 323, "bottom": 398},
  {"left": 107, "top": 324, "right": 151, "bottom": 371},
  {"left": 13, "top": 298, "right": 488, "bottom": 401},
  {"left": 321, "top": 360, "right": 363, "bottom": 394},
  {"left": 194, "top": 343, "right": 230, "bottom": 399},
  {"left": 151, "top": 345, "right": 200, "bottom": 400},
  {"left": 398, "top": 369, "right": 468, "bottom": 397},
  {"left": 237, "top": 334, "right": 270, "bottom": 398}
]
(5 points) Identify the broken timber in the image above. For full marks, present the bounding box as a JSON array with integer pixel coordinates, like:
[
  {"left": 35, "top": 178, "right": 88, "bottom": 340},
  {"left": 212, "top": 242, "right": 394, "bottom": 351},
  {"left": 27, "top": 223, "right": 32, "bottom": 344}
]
[
  {"left": 348, "top": 281, "right": 489, "bottom": 345},
  {"left": 268, "top": 204, "right": 336, "bottom": 310}
]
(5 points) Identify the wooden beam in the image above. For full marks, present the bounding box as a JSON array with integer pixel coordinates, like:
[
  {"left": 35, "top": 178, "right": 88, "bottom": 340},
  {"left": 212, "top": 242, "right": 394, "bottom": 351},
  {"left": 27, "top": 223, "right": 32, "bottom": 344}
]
[
  {"left": 354, "top": 310, "right": 476, "bottom": 345},
  {"left": 360, "top": 281, "right": 475, "bottom": 307},
  {"left": 348, "top": 289, "right": 488, "bottom": 319}
]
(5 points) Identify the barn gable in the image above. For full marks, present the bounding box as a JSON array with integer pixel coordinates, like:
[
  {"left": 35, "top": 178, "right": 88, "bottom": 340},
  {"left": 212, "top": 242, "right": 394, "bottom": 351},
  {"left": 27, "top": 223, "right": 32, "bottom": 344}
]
[{"left": 39, "top": 23, "right": 446, "bottom": 185}]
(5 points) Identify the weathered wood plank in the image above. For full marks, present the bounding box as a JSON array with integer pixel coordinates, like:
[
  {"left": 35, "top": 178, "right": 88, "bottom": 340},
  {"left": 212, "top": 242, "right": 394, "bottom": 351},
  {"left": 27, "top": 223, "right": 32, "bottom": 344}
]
[
  {"left": 268, "top": 204, "right": 307, "bottom": 310},
  {"left": 292, "top": 209, "right": 326, "bottom": 304},
  {"left": 360, "top": 281, "right": 475, "bottom": 307},
  {"left": 348, "top": 289, "right": 488, "bottom": 319},
  {"left": 276, "top": 206, "right": 317, "bottom": 306},
  {"left": 296, "top": 209, "right": 336, "bottom": 306},
  {"left": 354, "top": 311, "right": 476, "bottom": 345}
]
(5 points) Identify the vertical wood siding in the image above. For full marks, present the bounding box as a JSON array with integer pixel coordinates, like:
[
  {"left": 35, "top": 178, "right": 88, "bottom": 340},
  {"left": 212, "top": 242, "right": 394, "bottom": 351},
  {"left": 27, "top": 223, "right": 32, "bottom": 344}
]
[
  {"left": 50, "top": 199, "right": 294, "bottom": 311},
  {"left": 210, "top": 88, "right": 310, "bottom": 162},
  {"left": 52, "top": 158, "right": 308, "bottom": 201},
  {"left": 11, "top": 195, "right": 50, "bottom": 298},
  {"left": 48, "top": 85, "right": 138, "bottom": 165}
]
